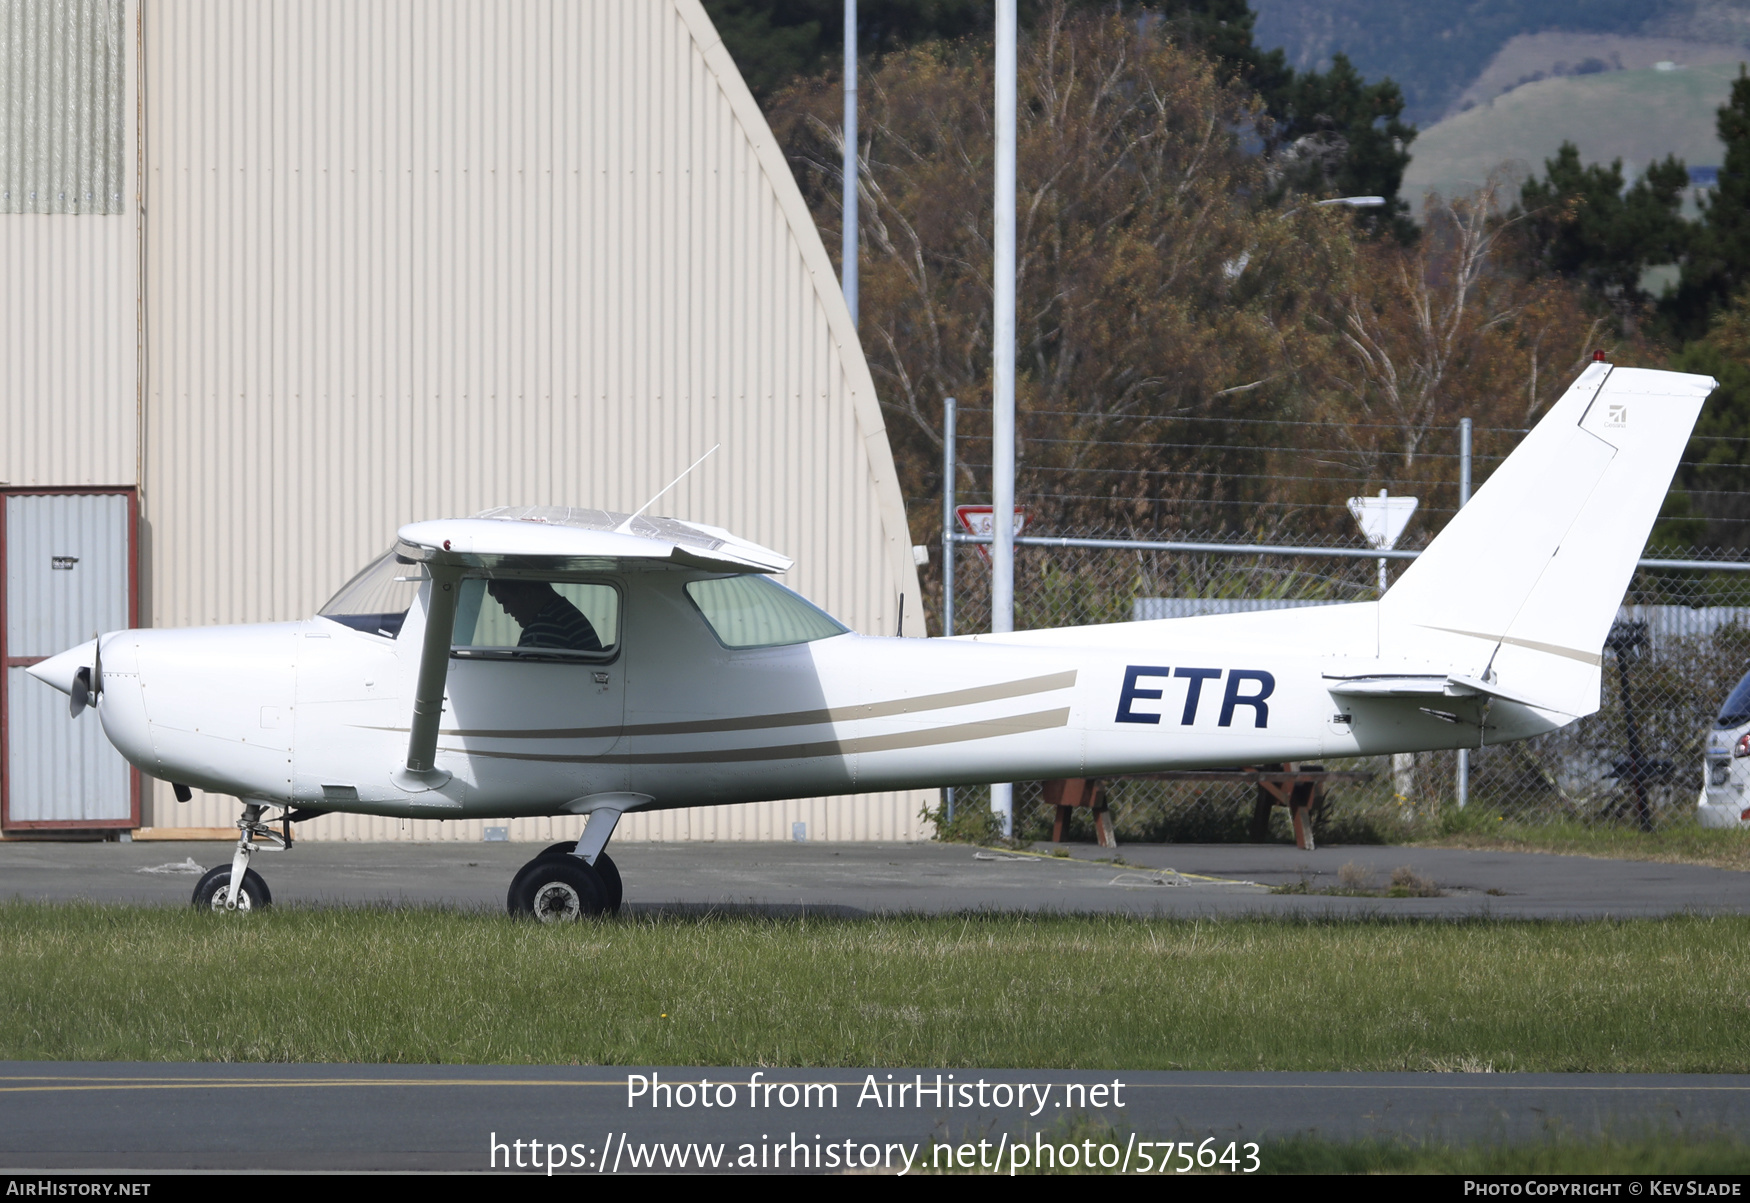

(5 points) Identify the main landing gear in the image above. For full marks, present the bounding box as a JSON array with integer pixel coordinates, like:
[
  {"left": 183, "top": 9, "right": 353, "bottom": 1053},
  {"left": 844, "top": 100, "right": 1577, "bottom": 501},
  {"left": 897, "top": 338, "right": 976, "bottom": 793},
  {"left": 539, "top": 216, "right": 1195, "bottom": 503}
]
[{"left": 506, "top": 807, "right": 626, "bottom": 921}]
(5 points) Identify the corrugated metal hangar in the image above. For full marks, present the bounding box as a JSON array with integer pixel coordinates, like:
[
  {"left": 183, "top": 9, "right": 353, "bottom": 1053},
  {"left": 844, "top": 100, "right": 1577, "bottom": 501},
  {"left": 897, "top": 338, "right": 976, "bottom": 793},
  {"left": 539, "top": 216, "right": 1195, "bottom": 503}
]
[{"left": 1, "top": 0, "right": 932, "bottom": 842}]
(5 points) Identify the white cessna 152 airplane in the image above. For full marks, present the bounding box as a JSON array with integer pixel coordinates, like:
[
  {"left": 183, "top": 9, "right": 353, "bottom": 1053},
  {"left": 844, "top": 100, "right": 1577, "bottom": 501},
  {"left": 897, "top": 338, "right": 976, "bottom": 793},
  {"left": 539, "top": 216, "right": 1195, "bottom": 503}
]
[{"left": 27, "top": 362, "right": 1715, "bottom": 919}]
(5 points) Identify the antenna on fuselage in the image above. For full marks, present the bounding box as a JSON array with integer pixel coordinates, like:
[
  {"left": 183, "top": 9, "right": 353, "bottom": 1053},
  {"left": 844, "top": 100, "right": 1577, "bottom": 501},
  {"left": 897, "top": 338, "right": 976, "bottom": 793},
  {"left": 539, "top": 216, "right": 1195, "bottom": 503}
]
[{"left": 616, "top": 444, "right": 721, "bottom": 533}]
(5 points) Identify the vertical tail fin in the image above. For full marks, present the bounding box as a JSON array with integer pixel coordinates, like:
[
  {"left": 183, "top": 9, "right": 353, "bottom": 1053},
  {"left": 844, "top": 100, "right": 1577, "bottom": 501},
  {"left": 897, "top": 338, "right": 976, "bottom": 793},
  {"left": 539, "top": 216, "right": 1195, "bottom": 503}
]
[{"left": 1379, "top": 364, "right": 1714, "bottom": 718}]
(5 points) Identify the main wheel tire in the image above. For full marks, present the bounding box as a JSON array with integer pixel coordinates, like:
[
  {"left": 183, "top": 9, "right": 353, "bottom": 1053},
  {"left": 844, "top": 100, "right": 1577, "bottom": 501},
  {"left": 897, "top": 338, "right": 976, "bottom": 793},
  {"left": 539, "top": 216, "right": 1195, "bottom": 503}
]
[
  {"left": 527, "top": 844, "right": 621, "bottom": 914},
  {"left": 191, "top": 864, "right": 271, "bottom": 911},
  {"left": 591, "top": 852, "right": 623, "bottom": 914},
  {"left": 507, "top": 856, "right": 608, "bottom": 922},
  {"left": 504, "top": 850, "right": 577, "bottom": 914}
]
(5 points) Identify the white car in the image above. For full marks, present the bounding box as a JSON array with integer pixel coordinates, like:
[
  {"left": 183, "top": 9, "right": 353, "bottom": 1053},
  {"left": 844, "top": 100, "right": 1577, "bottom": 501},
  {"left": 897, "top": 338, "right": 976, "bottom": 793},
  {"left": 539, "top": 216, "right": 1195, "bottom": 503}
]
[{"left": 1700, "top": 669, "right": 1750, "bottom": 828}]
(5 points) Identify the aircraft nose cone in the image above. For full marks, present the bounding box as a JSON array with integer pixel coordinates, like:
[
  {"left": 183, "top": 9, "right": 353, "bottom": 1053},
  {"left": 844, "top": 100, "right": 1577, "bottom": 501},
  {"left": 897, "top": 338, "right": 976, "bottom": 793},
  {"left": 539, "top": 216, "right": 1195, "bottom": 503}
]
[{"left": 26, "top": 639, "right": 97, "bottom": 696}]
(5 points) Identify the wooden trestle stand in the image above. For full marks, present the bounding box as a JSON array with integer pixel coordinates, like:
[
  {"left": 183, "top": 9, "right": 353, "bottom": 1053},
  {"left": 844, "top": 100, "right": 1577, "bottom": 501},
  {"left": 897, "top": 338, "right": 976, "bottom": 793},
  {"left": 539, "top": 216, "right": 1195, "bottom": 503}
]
[{"left": 1043, "top": 764, "right": 1372, "bottom": 851}]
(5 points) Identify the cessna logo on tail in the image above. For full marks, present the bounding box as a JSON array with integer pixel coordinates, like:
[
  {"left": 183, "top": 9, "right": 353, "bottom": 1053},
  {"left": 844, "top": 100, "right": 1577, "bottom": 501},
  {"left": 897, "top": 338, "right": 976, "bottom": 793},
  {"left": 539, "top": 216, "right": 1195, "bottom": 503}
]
[{"left": 1115, "top": 666, "right": 1275, "bottom": 728}]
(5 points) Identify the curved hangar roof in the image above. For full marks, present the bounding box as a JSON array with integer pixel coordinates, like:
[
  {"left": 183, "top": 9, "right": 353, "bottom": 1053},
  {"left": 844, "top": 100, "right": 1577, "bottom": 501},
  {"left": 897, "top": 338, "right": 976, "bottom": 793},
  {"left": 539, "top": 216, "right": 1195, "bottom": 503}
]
[{"left": 85, "top": 0, "right": 933, "bottom": 841}]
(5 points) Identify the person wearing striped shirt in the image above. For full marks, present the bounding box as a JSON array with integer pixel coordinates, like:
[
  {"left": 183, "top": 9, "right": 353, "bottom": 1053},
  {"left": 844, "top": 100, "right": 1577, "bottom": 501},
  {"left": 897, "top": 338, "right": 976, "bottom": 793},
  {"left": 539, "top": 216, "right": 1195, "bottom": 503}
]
[{"left": 486, "top": 579, "right": 603, "bottom": 653}]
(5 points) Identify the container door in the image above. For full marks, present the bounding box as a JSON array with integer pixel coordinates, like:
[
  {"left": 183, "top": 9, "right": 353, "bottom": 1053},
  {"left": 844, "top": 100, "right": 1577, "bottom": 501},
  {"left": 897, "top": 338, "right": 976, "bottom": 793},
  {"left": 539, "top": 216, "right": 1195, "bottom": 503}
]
[{"left": 3, "top": 492, "right": 137, "bottom": 828}]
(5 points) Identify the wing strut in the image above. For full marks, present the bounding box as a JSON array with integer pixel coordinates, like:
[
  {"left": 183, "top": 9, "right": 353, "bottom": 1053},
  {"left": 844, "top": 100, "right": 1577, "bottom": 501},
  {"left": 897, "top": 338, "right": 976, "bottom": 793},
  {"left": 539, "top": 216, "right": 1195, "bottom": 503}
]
[{"left": 395, "top": 564, "right": 463, "bottom": 791}]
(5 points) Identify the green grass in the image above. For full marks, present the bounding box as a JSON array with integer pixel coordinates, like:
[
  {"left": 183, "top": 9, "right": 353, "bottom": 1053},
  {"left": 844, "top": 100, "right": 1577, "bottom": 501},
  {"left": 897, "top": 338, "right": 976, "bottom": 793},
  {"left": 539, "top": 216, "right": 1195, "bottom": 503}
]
[
  {"left": 1403, "top": 60, "right": 1740, "bottom": 205},
  {"left": 4, "top": 904, "right": 1749, "bottom": 1070},
  {"left": 1420, "top": 812, "right": 1750, "bottom": 873}
]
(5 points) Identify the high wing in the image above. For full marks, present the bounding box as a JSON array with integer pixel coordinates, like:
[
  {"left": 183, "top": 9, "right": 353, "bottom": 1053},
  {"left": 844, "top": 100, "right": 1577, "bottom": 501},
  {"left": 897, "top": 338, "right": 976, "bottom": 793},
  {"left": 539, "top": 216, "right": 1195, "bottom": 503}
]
[
  {"left": 392, "top": 507, "right": 791, "bottom": 792},
  {"left": 396, "top": 506, "right": 792, "bottom": 574}
]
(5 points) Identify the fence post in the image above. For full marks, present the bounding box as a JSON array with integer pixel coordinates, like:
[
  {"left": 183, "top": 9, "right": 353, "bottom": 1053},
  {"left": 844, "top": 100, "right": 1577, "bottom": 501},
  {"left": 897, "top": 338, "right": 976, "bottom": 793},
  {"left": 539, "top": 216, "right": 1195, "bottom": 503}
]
[
  {"left": 942, "top": 397, "right": 956, "bottom": 640},
  {"left": 1457, "top": 417, "right": 1472, "bottom": 810},
  {"left": 942, "top": 397, "right": 957, "bottom": 822}
]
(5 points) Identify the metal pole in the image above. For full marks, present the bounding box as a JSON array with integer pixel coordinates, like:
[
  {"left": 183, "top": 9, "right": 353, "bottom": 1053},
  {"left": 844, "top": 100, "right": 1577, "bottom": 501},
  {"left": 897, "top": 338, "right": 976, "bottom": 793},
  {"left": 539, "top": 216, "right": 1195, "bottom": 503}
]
[
  {"left": 942, "top": 396, "right": 957, "bottom": 824},
  {"left": 1618, "top": 653, "right": 1652, "bottom": 831},
  {"left": 1459, "top": 417, "right": 1473, "bottom": 508},
  {"left": 1457, "top": 418, "right": 1472, "bottom": 810},
  {"left": 1375, "top": 487, "right": 1389, "bottom": 595},
  {"left": 942, "top": 397, "right": 957, "bottom": 640},
  {"left": 990, "top": 0, "right": 1017, "bottom": 837},
  {"left": 841, "top": 0, "right": 858, "bottom": 327}
]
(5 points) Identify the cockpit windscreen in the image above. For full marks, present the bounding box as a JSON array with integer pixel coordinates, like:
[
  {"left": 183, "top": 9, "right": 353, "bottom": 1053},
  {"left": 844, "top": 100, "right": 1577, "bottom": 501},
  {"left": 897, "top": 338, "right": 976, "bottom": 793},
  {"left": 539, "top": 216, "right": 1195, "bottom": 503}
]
[{"left": 318, "top": 551, "right": 424, "bottom": 638}]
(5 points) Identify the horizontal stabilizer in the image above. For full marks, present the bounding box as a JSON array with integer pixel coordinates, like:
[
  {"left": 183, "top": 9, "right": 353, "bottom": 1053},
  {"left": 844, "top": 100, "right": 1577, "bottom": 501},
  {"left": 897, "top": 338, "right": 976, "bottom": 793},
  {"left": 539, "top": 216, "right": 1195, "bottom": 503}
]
[{"left": 1325, "top": 672, "right": 1569, "bottom": 715}]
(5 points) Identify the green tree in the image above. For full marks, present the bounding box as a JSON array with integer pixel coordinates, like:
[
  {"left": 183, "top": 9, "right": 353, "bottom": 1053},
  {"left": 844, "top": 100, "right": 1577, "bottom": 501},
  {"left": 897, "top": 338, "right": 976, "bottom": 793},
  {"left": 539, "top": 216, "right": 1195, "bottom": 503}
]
[
  {"left": 1266, "top": 53, "right": 1417, "bottom": 242},
  {"left": 1671, "top": 288, "right": 1750, "bottom": 551},
  {"left": 702, "top": 2, "right": 829, "bottom": 99},
  {"left": 710, "top": 0, "right": 1416, "bottom": 233},
  {"left": 770, "top": 6, "right": 1601, "bottom": 554},
  {"left": 1668, "top": 68, "right": 1750, "bottom": 342},
  {"left": 701, "top": 0, "right": 987, "bottom": 99},
  {"left": 1511, "top": 142, "right": 1690, "bottom": 315},
  {"left": 769, "top": 6, "right": 1357, "bottom": 542},
  {"left": 1152, "top": 10, "right": 1418, "bottom": 240}
]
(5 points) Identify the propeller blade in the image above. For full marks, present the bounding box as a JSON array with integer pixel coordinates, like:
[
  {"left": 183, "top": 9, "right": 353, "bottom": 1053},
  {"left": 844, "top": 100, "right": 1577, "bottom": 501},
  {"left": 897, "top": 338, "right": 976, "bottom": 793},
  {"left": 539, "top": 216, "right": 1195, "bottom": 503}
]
[
  {"left": 91, "top": 631, "right": 103, "bottom": 699},
  {"left": 69, "top": 667, "right": 90, "bottom": 718}
]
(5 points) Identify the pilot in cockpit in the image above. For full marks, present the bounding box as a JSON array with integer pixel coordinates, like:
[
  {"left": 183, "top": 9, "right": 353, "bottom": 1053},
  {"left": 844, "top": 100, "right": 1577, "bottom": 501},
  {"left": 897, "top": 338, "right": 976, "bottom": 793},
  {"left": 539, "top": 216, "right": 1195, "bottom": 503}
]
[{"left": 485, "top": 579, "right": 604, "bottom": 653}]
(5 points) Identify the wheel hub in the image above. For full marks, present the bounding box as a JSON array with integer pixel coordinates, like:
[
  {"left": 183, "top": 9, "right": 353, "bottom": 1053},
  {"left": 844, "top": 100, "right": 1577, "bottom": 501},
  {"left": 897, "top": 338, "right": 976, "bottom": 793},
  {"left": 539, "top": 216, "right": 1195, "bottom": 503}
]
[{"left": 531, "top": 881, "right": 582, "bottom": 922}]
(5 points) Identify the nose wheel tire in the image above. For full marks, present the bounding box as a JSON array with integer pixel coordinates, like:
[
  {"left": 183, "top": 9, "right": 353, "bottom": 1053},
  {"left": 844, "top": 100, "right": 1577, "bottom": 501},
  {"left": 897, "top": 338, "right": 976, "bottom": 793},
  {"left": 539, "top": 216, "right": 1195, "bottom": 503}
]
[
  {"left": 508, "top": 855, "right": 612, "bottom": 920},
  {"left": 191, "top": 865, "right": 272, "bottom": 911}
]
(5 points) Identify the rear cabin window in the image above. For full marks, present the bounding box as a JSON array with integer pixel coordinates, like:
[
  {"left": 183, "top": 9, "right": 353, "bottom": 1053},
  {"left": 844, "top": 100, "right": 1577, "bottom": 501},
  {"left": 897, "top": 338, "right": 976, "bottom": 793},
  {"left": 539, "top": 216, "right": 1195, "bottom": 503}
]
[
  {"left": 452, "top": 578, "right": 620, "bottom": 662},
  {"left": 684, "top": 575, "right": 848, "bottom": 649},
  {"left": 318, "top": 551, "right": 424, "bottom": 638}
]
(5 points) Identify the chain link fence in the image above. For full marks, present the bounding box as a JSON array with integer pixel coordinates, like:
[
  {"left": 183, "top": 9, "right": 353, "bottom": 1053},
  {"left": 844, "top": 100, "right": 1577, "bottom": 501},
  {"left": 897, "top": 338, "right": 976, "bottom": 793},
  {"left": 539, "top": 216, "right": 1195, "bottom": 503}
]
[{"left": 927, "top": 533, "right": 1750, "bottom": 842}]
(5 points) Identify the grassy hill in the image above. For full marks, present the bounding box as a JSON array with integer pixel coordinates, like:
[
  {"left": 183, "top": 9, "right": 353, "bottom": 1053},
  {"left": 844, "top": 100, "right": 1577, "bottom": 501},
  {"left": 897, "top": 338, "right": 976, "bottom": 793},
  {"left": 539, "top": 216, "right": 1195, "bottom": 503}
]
[
  {"left": 1401, "top": 60, "right": 1743, "bottom": 208},
  {"left": 1251, "top": 0, "right": 1703, "bottom": 125}
]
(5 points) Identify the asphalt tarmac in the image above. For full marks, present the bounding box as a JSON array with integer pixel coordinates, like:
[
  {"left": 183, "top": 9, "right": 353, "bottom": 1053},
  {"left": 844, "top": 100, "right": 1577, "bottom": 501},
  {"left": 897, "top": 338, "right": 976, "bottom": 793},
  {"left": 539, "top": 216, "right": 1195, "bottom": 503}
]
[
  {"left": 1, "top": 840, "right": 1745, "bottom": 1172},
  {"left": 0, "top": 837, "right": 1743, "bottom": 917},
  {"left": 2, "top": 1062, "right": 1747, "bottom": 1172}
]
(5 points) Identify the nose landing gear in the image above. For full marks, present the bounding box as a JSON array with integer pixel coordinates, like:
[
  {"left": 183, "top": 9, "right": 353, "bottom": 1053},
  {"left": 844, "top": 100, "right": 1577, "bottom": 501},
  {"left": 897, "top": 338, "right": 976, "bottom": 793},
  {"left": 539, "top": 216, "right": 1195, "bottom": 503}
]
[
  {"left": 191, "top": 862, "right": 272, "bottom": 911},
  {"left": 190, "top": 803, "right": 306, "bottom": 911},
  {"left": 191, "top": 803, "right": 284, "bottom": 911}
]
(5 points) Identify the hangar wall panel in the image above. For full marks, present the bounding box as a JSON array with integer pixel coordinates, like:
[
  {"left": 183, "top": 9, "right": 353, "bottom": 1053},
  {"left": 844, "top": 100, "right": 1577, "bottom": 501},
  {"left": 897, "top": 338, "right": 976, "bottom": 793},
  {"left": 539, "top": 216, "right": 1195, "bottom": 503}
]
[
  {"left": 142, "top": 0, "right": 930, "bottom": 839},
  {"left": 0, "top": 0, "right": 128, "bottom": 214},
  {"left": 0, "top": 0, "right": 136, "bottom": 488}
]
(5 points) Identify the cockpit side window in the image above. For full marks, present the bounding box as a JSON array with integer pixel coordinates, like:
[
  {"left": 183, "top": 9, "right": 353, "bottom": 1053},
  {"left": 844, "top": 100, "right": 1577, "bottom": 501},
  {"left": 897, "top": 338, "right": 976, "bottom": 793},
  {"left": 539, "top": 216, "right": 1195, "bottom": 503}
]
[
  {"left": 684, "top": 574, "right": 848, "bottom": 649},
  {"left": 451, "top": 577, "right": 620, "bottom": 662},
  {"left": 318, "top": 551, "right": 424, "bottom": 638}
]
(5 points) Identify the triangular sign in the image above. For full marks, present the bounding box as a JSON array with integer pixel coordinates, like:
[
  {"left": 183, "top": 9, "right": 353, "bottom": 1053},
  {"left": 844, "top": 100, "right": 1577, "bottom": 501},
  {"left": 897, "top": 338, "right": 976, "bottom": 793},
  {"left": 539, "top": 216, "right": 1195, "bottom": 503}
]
[{"left": 1346, "top": 492, "right": 1418, "bottom": 551}]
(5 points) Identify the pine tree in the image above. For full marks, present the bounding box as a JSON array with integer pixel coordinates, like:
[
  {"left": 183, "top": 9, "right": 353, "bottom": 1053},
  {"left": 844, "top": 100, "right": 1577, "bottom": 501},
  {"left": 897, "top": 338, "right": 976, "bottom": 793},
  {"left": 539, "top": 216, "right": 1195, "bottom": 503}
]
[
  {"left": 1511, "top": 142, "right": 1689, "bottom": 313},
  {"left": 1667, "top": 67, "right": 1750, "bottom": 340}
]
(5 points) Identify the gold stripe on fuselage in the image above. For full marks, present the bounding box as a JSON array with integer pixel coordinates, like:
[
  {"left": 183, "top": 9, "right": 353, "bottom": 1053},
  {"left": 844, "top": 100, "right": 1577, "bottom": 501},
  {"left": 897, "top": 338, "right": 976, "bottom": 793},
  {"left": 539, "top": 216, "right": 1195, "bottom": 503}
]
[
  {"left": 356, "top": 669, "right": 1079, "bottom": 741},
  {"left": 460, "top": 707, "right": 1073, "bottom": 765}
]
